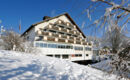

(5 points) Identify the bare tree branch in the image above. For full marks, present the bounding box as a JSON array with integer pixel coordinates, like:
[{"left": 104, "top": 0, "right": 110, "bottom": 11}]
[{"left": 97, "top": 0, "right": 130, "bottom": 12}]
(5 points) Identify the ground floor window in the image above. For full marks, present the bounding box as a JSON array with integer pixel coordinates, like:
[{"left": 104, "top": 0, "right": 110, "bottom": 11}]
[
  {"left": 62, "top": 55, "right": 69, "bottom": 59},
  {"left": 47, "top": 55, "right": 53, "bottom": 57},
  {"left": 55, "top": 55, "right": 60, "bottom": 58},
  {"left": 75, "top": 54, "right": 82, "bottom": 57}
]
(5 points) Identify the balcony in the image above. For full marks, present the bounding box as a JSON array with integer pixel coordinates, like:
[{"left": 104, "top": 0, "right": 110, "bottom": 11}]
[
  {"left": 88, "top": 43, "right": 92, "bottom": 46},
  {"left": 76, "top": 41, "right": 81, "bottom": 44},
  {"left": 52, "top": 26, "right": 59, "bottom": 31},
  {"left": 76, "top": 31, "right": 80, "bottom": 35},
  {"left": 81, "top": 39, "right": 86, "bottom": 42},
  {"left": 52, "top": 33, "right": 59, "bottom": 37},
  {"left": 45, "top": 25, "right": 59, "bottom": 31},
  {"left": 55, "top": 20, "right": 66, "bottom": 25},
  {"left": 83, "top": 42, "right": 87, "bottom": 45},
  {"left": 76, "top": 37, "right": 80, "bottom": 41},
  {"left": 47, "top": 37, "right": 55, "bottom": 41},
  {"left": 58, "top": 38, "right": 65, "bottom": 43},
  {"left": 66, "top": 22, "right": 74, "bottom": 28},
  {"left": 69, "top": 30, "right": 74, "bottom": 34},
  {"left": 69, "top": 36, "right": 74, "bottom": 40},
  {"left": 42, "top": 32, "right": 49, "bottom": 36},
  {"left": 61, "top": 35, "right": 67, "bottom": 39},
  {"left": 61, "top": 28, "right": 67, "bottom": 33},
  {"left": 68, "top": 39, "right": 74, "bottom": 44}
]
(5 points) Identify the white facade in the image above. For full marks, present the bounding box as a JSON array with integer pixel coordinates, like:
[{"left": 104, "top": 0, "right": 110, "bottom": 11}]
[{"left": 22, "top": 13, "right": 93, "bottom": 61}]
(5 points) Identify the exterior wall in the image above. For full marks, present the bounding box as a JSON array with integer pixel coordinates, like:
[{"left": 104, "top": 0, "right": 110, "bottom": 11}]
[
  {"left": 23, "top": 27, "right": 35, "bottom": 41},
  {"left": 35, "top": 15, "right": 71, "bottom": 32},
  {"left": 34, "top": 41, "right": 93, "bottom": 61}
]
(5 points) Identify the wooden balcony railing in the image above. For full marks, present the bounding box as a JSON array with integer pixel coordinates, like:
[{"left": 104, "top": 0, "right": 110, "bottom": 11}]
[
  {"left": 58, "top": 38, "right": 65, "bottom": 43},
  {"left": 61, "top": 35, "right": 67, "bottom": 39},
  {"left": 45, "top": 25, "right": 59, "bottom": 31},
  {"left": 76, "top": 37, "right": 80, "bottom": 41},
  {"left": 88, "top": 43, "right": 92, "bottom": 46},
  {"left": 42, "top": 32, "right": 49, "bottom": 36},
  {"left": 68, "top": 39, "right": 74, "bottom": 43},
  {"left": 52, "top": 33, "right": 59, "bottom": 37},
  {"left": 83, "top": 42, "right": 87, "bottom": 45},
  {"left": 76, "top": 41, "right": 81, "bottom": 44},
  {"left": 47, "top": 37, "right": 55, "bottom": 41},
  {"left": 69, "top": 36, "right": 74, "bottom": 40},
  {"left": 76, "top": 31, "right": 80, "bottom": 35},
  {"left": 51, "top": 26, "right": 59, "bottom": 31},
  {"left": 61, "top": 28, "right": 67, "bottom": 33},
  {"left": 81, "top": 39, "right": 86, "bottom": 42},
  {"left": 69, "top": 30, "right": 74, "bottom": 34}
]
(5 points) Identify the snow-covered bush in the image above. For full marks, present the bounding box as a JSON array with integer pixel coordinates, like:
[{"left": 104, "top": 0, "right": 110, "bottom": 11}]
[
  {"left": 1, "top": 30, "right": 37, "bottom": 53},
  {"left": 110, "top": 45, "right": 130, "bottom": 79},
  {"left": 1, "top": 30, "right": 23, "bottom": 51}
]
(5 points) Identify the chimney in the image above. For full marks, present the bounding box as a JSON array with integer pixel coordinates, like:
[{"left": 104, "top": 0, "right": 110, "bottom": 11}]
[{"left": 43, "top": 16, "right": 51, "bottom": 20}]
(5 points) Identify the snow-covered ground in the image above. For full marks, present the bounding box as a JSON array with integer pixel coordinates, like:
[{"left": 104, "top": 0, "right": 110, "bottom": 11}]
[
  {"left": 0, "top": 50, "right": 126, "bottom": 80},
  {"left": 92, "top": 60, "right": 111, "bottom": 71}
]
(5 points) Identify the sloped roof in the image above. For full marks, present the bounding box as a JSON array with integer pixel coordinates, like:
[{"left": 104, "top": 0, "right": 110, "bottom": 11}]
[{"left": 21, "top": 13, "right": 86, "bottom": 38}]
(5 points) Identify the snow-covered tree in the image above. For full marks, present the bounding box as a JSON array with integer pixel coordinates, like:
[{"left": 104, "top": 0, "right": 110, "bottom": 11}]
[
  {"left": 1, "top": 30, "right": 36, "bottom": 53},
  {"left": 102, "top": 23, "right": 129, "bottom": 53},
  {"left": 85, "top": 0, "right": 130, "bottom": 30},
  {"left": 80, "top": 0, "right": 130, "bottom": 78}
]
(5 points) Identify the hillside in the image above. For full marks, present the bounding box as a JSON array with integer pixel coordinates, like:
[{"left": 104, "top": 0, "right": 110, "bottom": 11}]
[{"left": 0, "top": 50, "right": 123, "bottom": 80}]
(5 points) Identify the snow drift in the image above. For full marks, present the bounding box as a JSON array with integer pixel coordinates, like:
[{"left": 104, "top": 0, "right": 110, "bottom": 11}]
[{"left": 0, "top": 50, "right": 125, "bottom": 80}]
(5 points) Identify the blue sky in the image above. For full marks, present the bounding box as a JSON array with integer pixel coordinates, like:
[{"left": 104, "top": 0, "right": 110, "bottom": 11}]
[{"left": 0, "top": 0, "right": 129, "bottom": 37}]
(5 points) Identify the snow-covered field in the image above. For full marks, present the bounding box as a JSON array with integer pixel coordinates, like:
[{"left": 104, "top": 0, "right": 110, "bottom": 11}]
[{"left": 0, "top": 50, "right": 125, "bottom": 80}]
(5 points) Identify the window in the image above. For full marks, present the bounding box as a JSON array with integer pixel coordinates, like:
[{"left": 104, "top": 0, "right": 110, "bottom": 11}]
[
  {"left": 55, "top": 55, "right": 60, "bottom": 58},
  {"left": 48, "top": 44, "right": 53, "bottom": 48},
  {"left": 79, "top": 54, "right": 82, "bottom": 57},
  {"left": 75, "top": 54, "right": 82, "bottom": 57},
  {"left": 43, "top": 43, "right": 47, "bottom": 47},
  {"left": 35, "top": 43, "right": 40, "bottom": 47},
  {"left": 37, "top": 43, "right": 73, "bottom": 49},
  {"left": 47, "top": 55, "right": 53, "bottom": 57},
  {"left": 40, "top": 43, "right": 43, "bottom": 47},
  {"left": 57, "top": 45, "right": 65, "bottom": 49},
  {"left": 62, "top": 55, "right": 69, "bottom": 59},
  {"left": 66, "top": 45, "right": 71, "bottom": 49},
  {"left": 70, "top": 46, "right": 73, "bottom": 49},
  {"left": 75, "top": 54, "right": 79, "bottom": 57},
  {"left": 37, "top": 43, "right": 47, "bottom": 48},
  {"left": 65, "top": 45, "right": 73, "bottom": 49},
  {"left": 86, "top": 54, "right": 89, "bottom": 56},
  {"left": 85, "top": 47, "right": 92, "bottom": 51},
  {"left": 48, "top": 44, "right": 57, "bottom": 48},
  {"left": 74, "top": 46, "right": 83, "bottom": 51}
]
